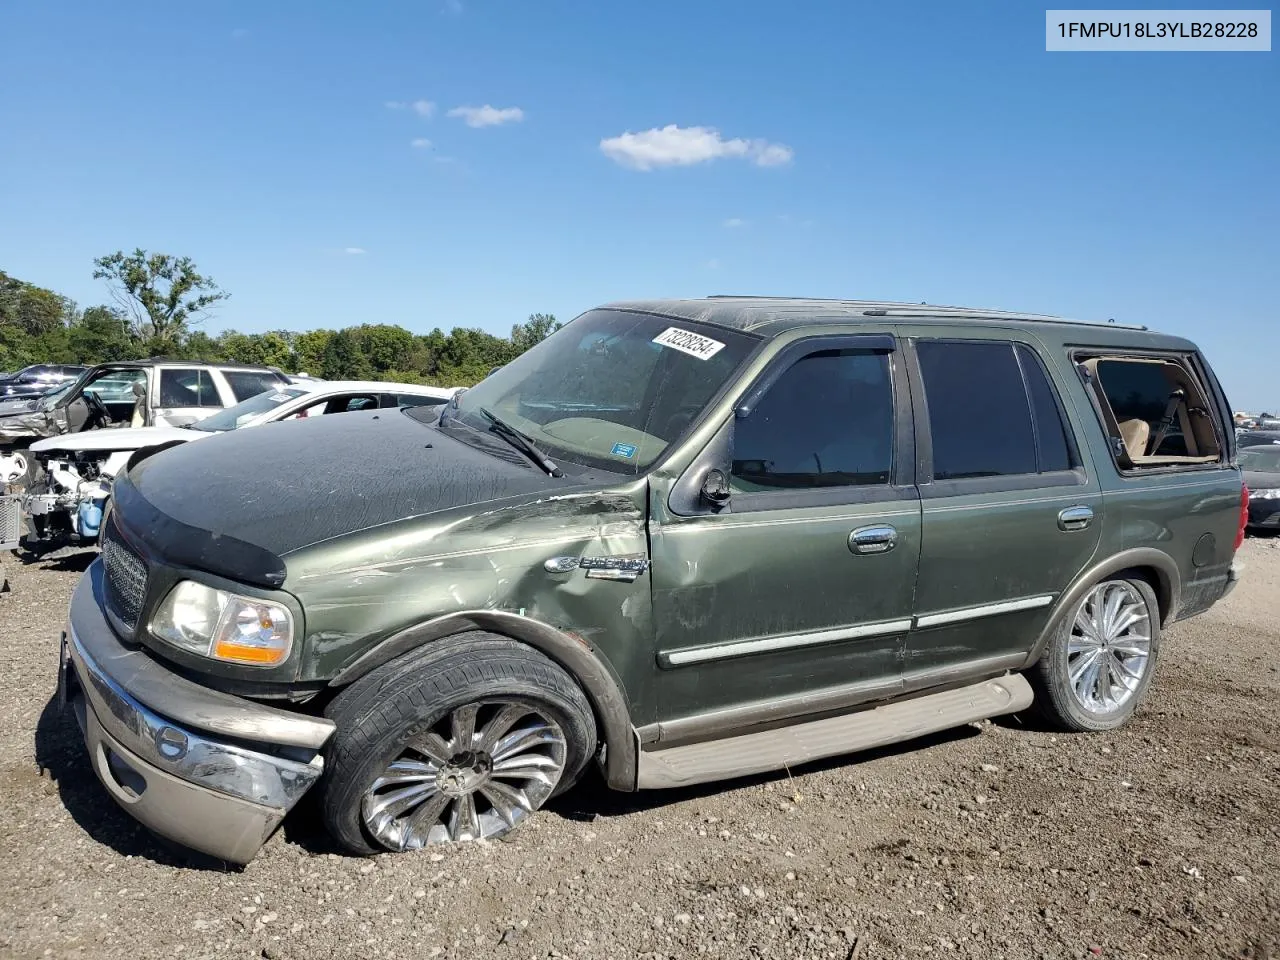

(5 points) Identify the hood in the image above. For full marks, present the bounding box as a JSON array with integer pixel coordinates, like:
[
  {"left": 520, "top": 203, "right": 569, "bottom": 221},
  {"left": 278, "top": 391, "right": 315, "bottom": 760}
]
[
  {"left": 120, "top": 408, "right": 589, "bottom": 565},
  {"left": 31, "top": 425, "right": 195, "bottom": 455},
  {"left": 0, "top": 397, "right": 40, "bottom": 417}
]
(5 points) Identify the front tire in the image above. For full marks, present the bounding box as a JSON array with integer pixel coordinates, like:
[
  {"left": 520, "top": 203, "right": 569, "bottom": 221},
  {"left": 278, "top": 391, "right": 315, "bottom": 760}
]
[
  {"left": 319, "top": 633, "right": 597, "bottom": 855},
  {"left": 1031, "top": 576, "right": 1161, "bottom": 732}
]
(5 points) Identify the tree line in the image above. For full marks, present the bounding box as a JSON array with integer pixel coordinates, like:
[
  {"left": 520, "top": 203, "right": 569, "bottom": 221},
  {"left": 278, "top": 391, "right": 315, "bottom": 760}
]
[{"left": 0, "top": 250, "right": 561, "bottom": 387}]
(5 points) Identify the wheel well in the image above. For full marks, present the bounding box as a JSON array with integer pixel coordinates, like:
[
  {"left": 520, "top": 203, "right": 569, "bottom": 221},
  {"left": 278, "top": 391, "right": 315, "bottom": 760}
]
[
  {"left": 328, "top": 611, "right": 639, "bottom": 791},
  {"left": 1113, "top": 565, "right": 1173, "bottom": 626}
]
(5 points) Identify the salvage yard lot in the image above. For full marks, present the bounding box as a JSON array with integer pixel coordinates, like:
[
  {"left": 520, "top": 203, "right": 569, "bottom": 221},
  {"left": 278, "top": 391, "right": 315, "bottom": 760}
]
[{"left": 1, "top": 542, "right": 1277, "bottom": 960}]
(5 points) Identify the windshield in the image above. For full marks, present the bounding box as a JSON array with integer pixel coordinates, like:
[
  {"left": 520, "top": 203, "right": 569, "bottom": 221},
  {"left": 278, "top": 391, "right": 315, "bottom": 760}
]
[
  {"left": 38, "top": 382, "right": 78, "bottom": 409},
  {"left": 1241, "top": 447, "right": 1280, "bottom": 473},
  {"left": 435, "top": 309, "right": 758, "bottom": 473},
  {"left": 189, "top": 387, "right": 307, "bottom": 432}
]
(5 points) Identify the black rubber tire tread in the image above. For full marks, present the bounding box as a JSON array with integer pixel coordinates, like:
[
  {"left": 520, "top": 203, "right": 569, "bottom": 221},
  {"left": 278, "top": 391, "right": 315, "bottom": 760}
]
[
  {"left": 318, "top": 631, "right": 597, "bottom": 856},
  {"left": 1029, "top": 575, "right": 1162, "bottom": 733}
]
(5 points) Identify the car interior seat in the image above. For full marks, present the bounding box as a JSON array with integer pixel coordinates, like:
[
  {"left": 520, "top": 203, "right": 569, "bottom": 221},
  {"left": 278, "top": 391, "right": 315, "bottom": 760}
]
[{"left": 1117, "top": 418, "right": 1150, "bottom": 460}]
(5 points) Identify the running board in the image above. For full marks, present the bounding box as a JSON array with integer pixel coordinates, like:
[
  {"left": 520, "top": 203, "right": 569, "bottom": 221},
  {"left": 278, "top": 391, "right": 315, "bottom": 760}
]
[{"left": 635, "top": 674, "right": 1033, "bottom": 789}]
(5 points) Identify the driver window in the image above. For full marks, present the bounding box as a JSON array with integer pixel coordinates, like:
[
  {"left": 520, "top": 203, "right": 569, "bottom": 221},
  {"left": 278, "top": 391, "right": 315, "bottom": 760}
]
[{"left": 732, "top": 350, "right": 894, "bottom": 491}]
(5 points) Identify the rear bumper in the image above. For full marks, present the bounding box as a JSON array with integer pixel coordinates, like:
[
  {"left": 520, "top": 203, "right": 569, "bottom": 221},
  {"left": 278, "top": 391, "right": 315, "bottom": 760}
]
[
  {"left": 1221, "top": 561, "right": 1243, "bottom": 601},
  {"left": 61, "top": 562, "right": 335, "bottom": 864}
]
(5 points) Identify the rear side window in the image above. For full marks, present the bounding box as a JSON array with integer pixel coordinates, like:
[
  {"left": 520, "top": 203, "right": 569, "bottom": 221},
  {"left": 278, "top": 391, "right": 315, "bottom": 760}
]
[
  {"left": 223, "top": 370, "right": 286, "bottom": 402},
  {"left": 391, "top": 394, "right": 450, "bottom": 410},
  {"left": 1017, "top": 344, "right": 1073, "bottom": 473},
  {"left": 1082, "top": 355, "right": 1223, "bottom": 466},
  {"left": 159, "top": 369, "right": 222, "bottom": 408},
  {"left": 917, "top": 340, "right": 1075, "bottom": 481},
  {"left": 732, "top": 349, "right": 893, "bottom": 490}
]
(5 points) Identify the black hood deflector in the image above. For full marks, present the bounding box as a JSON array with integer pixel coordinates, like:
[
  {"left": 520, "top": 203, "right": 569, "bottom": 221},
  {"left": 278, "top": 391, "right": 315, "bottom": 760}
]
[{"left": 117, "top": 410, "right": 582, "bottom": 583}]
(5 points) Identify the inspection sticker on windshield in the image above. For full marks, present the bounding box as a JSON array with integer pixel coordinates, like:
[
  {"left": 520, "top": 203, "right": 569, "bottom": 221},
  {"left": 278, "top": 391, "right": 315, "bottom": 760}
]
[
  {"left": 652, "top": 327, "right": 726, "bottom": 360},
  {"left": 268, "top": 393, "right": 292, "bottom": 403},
  {"left": 610, "top": 442, "right": 638, "bottom": 459}
]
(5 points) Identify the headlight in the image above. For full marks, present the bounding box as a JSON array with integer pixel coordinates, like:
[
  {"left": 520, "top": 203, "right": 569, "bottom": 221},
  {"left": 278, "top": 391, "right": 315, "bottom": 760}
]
[
  {"left": 1252, "top": 487, "right": 1280, "bottom": 500},
  {"left": 151, "top": 580, "right": 293, "bottom": 666}
]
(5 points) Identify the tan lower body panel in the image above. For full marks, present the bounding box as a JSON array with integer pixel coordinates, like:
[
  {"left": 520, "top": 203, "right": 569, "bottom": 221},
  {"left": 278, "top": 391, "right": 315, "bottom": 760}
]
[{"left": 636, "top": 674, "right": 1034, "bottom": 789}]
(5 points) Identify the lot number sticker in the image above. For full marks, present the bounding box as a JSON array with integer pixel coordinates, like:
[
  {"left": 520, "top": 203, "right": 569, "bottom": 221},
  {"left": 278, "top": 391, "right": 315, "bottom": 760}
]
[{"left": 652, "top": 327, "right": 726, "bottom": 361}]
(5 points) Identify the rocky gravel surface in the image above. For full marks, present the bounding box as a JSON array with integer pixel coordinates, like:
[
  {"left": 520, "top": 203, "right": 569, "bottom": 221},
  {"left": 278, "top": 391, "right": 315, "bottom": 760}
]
[{"left": 1, "top": 539, "right": 1278, "bottom": 960}]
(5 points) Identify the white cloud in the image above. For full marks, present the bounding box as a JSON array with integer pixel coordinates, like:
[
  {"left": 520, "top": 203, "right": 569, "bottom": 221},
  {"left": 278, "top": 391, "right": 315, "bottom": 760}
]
[
  {"left": 344, "top": 247, "right": 367, "bottom": 255},
  {"left": 599, "top": 125, "right": 793, "bottom": 171},
  {"left": 411, "top": 138, "right": 433, "bottom": 149},
  {"left": 723, "top": 217, "right": 747, "bottom": 228},
  {"left": 447, "top": 104, "right": 524, "bottom": 127},
  {"left": 385, "top": 99, "right": 436, "bottom": 118}
]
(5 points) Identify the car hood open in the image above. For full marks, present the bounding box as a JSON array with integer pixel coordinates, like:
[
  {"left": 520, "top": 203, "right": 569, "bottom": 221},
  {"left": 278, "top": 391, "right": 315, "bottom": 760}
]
[{"left": 116, "top": 409, "right": 586, "bottom": 576}]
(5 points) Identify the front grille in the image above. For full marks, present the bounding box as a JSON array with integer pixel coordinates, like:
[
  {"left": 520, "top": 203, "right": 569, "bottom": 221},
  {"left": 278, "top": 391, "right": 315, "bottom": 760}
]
[
  {"left": 101, "top": 521, "right": 148, "bottom": 630},
  {"left": 0, "top": 496, "right": 20, "bottom": 551}
]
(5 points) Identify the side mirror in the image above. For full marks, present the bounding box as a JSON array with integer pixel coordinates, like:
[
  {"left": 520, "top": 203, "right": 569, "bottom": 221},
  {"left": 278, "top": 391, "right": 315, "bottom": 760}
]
[{"left": 700, "top": 468, "right": 731, "bottom": 507}]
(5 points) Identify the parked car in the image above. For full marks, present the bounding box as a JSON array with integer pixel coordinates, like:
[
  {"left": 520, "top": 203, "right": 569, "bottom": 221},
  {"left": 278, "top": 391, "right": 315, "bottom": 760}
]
[
  {"left": 0, "top": 359, "right": 290, "bottom": 483},
  {"left": 56, "top": 297, "right": 1244, "bottom": 864},
  {"left": 0, "top": 364, "right": 88, "bottom": 400},
  {"left": 1237, "top": 428, "right": 1280, "bottom": 448},
  {"left": 1241, "top": 445, "right": 1280, "bottom": 530},
  {"left": 24, "top": 380, "right": 458, "bottom": 552}
]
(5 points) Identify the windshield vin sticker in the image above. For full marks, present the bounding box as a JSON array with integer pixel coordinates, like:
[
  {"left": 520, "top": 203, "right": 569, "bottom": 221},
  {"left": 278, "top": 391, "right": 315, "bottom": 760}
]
[{"left": 652, "top": 327, "right": 726, "bottom": 361}]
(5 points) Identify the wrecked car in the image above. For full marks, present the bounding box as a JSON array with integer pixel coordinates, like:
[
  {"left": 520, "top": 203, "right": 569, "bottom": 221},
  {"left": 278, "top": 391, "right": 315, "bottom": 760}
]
[
  {"left": 24, "top": 380, "right": 458, "bottom": 552},
  {"left": 57, "top": 298, "right": 1244, "bottom": 864},
  {"left": 0, "top": 360, "right": 289, "bottom": 485}
]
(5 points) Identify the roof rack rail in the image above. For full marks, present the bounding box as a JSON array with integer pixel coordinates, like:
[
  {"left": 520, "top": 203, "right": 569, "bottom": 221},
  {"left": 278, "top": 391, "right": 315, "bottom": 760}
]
[{"left": 857, "top": 307, "right": 1147, "bottom": 330}]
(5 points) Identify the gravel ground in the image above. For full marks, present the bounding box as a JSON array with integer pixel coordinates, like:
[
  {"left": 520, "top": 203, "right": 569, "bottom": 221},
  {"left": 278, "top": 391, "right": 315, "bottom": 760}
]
[{"left": 1, "top": 540, "right": 1277, "bottom": 960}]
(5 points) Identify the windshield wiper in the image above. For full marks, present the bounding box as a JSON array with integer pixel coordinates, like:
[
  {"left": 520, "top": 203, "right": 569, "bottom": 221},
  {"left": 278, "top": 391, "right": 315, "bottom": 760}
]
[{"left": 478, "top": 407, "right": 563, "bottom": 477}]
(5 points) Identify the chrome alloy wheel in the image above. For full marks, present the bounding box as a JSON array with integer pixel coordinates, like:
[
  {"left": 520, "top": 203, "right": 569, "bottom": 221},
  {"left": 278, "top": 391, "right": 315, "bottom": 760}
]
[
  {"left": 1067, "top": 581, "right": 1153, "bottom": 714},
  {"left": 362, "top": 700, "right": 567, "bottom": 851}
]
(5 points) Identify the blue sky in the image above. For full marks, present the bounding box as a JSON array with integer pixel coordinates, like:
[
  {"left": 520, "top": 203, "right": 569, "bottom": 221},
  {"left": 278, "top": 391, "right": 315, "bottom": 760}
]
[{"left": 1, "top": 2, "right": 1276, "bottom": 407}]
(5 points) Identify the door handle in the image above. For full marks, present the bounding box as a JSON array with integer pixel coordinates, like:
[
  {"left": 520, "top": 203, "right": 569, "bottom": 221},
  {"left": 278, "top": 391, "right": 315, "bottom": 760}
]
[
  {"left": 849, "top": 524, "right": 898, "bottom": 555},
  {"left": 1058, "top": 505, "right": 1094, "bottom": 532}
]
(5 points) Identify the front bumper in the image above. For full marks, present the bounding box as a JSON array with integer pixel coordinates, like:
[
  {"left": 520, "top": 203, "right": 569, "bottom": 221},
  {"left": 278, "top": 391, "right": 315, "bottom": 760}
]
[{"left": 60, "top": 562, "right": 335, "bottom": 864}]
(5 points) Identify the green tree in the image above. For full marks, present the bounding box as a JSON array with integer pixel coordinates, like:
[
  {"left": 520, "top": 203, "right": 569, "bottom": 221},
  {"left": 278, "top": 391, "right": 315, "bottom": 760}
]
[
  {"left": 358, "top": 324, "right": 417, "bottom": 375},
  {"left": 510, "top": 313, "right": 560, "bottom": 353},
  {"left": 180, "top": 331, "right": 227, "bottom": 362},
  {"left": 292, "top": 329, "right": 333, "bottom": 374},
  {"left": 67, "top": 306, "right": 140, "bottom": 363},
  {"left": 320, "top": 328, "right": 373, "bottom": 380},
  {"left": 218, "top": 330, "right": 293, "bottom": 368},
  {"left": 93, "top": 249, "right": 229, "bottom": 355}
]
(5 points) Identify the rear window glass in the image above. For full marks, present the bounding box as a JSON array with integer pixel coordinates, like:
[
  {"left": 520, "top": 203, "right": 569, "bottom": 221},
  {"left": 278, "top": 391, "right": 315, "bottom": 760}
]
[
  {"left": 159, "top": 369, "right": 222, "bottom": 408},
  {"left": 223, "top": 370, "right": 287, "bottom": 403}
]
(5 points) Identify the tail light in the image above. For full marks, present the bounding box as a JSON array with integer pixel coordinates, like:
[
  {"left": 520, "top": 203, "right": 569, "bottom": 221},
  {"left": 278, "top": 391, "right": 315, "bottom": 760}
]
[{"left": 1235, "top": 485, "right": 1250, "bottom": 550}]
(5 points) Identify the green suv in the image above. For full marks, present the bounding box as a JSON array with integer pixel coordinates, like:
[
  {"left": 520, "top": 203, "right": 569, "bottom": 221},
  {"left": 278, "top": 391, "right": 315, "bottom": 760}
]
[{"left": 57, "top": 298, "right": 1246, "bottom": 863}]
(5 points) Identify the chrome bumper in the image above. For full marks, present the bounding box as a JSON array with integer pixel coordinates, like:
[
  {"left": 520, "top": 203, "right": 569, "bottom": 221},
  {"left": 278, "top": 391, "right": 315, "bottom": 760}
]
[{"left": 61, "top": 562, "right": 335, "bottom": 864}]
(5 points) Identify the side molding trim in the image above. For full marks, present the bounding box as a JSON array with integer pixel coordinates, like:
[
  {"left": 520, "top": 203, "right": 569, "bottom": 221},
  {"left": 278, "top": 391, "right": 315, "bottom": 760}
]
[
  {"left": 659, "top": 619, "right": 913, "bottom": 668},
  {"left": 329, "top": 610, "right": 639, "bottom": 792},
  {"left": 914, "top": 594, "right": 1054, "bottom": 629}
]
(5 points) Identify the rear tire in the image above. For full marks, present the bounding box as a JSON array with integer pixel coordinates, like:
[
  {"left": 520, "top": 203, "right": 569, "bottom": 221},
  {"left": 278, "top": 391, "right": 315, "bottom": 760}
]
[
  {"left": 318, "top": 632, "right": 597, "bottom": 855},
  {"left": 1031, "top": 576, "right": 1161, "bottom": 732}
]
